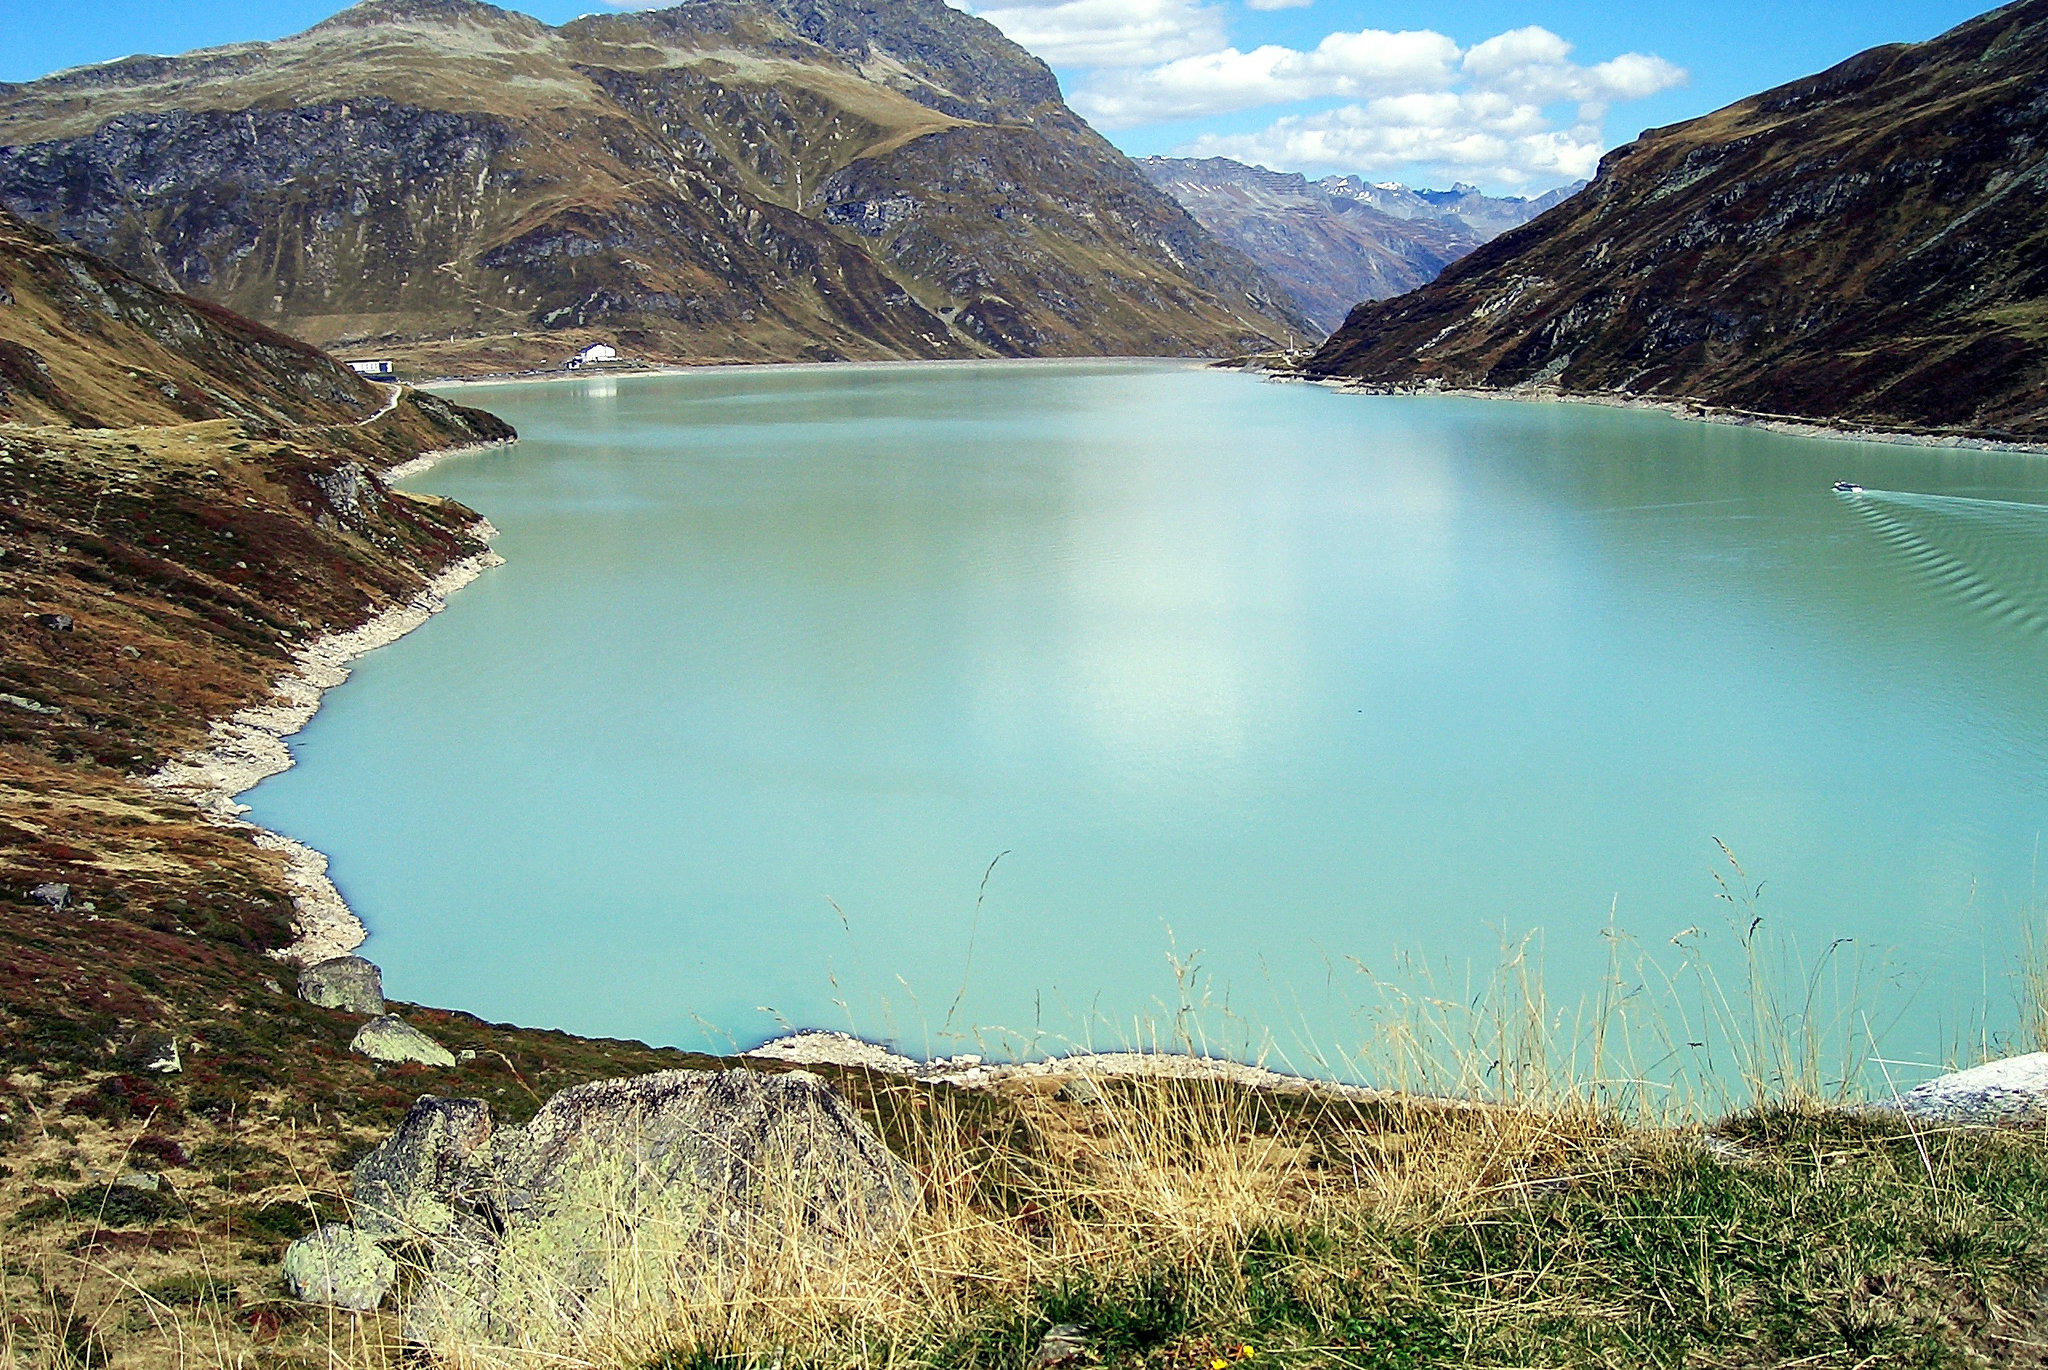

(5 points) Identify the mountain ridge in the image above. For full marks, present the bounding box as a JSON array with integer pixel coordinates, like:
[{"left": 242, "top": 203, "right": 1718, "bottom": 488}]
[
  {"left": 0, "top": 0, "right": 1311, "bottom": 371},
  {"left": 1139, "top": 156, "right": 1582, "bottom": 332},
  {"left": 1303, "top": 0, "right": 2048, "bottom": 440}
]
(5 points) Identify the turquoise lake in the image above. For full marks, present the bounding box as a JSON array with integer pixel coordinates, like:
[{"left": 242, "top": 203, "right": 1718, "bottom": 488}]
[{"left": 244, "top": 361, "right": 2048, "bottom": 1084}]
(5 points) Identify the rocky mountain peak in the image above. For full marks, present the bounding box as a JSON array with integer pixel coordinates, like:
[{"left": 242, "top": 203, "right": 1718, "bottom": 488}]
[{"left": 312, "top": 0, "right": 538, "bottom": 33}]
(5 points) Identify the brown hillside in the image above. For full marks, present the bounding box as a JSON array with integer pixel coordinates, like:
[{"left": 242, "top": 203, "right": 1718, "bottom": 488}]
[
  {"left": 1305, "top": 0, "right": 2048, "bottom": 441},
  {"left": 0, "top": 207, "right": 513, "bottom": 451}
]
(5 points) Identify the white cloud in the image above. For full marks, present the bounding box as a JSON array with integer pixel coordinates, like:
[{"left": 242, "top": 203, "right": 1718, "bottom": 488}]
[
  {"left": 1460, "top": 27, "right": 1685, "bottom": 107},
  {"left": 1057, "top": 21, "right": 1684, "bottom": 184},
  {"left": 1075, "top": 24, "right": 1682, "bottom": 128},
  {"left": 1074, "top": 28, "right": 1460, "bottom": 124},
  {"left": 968, "top": 0, "right": 1230, "bottom": 68},
  {"left": 1184, "top": 94, "right": 1610, "bottom": 187},
  {"left": 1244, "top": 0, "right": 1313, "bottom": 10}
]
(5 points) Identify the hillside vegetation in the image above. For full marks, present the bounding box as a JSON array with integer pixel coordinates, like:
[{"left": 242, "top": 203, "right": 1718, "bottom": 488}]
[
  {"left": 0, "top": 0, "right": 1312, "bottom": 372},
  {"left": 1305, "top": 0, "right": 2048, "bottom": 441}
]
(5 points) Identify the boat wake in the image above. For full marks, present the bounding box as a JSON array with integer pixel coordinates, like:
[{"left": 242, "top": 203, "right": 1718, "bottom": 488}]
[{"left": 1847, "top": 489, "right": 2048, "bottom": 639}]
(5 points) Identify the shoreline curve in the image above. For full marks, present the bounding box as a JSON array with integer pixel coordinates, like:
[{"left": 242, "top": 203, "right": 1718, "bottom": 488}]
[{"left": 144, "top": 473, "right": 508, "bottom": 964}]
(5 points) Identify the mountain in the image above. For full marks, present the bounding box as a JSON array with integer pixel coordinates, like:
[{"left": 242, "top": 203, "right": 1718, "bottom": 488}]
[
  {"left": 0, "top": 206, "right": 509, "bottom": 450},
  {"left": 1305, "top": 0, "right": 2048, "bottom": 441},
  {"left": 1315, "top": 179, "right": 1584, "bottom": 238},
  {"left": 1139, "top": 157, "right": 1583, "bottom": 333},
  {"left": 0, "top": 0, "right": 1313, "bottom": 373}
]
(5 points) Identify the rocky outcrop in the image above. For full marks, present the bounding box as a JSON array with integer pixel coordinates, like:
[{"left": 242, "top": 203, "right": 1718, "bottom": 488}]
[
  {"left": 343, "top": 1069, "right": 916, "bottom": 1349},
  {"left": 0, "top": 0, "right": 1310, "bottom": 369},
  {"left": 1882, "top": 1053, "right": 2048, "bottom": 1125},
  {"left": 1303, "top": 0, "right": 2048, "bottom": 441},
  {"left": 351, "top": 1015, "right": 458, "bottom": 1067},
  {"left": 297, "top": 956, "right": 386, "bottom": 1016},
  {"left": 353, "top": 1095, "right": 493, "bottom": 1238}
]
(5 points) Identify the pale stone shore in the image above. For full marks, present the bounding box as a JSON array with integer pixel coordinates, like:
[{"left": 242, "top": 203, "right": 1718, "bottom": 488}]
[
  {"left": 383, "top": 437, "right": 513, "bottom": 484},
  {"left": 745, "top": 1029, "right": 1391, "bottom": 1100},
  {"left": 145, "top": 517, "right": 504, "bottom": 965},
  {"left": 1277, "top": 372, "right": 2048, "bottom": 456}
]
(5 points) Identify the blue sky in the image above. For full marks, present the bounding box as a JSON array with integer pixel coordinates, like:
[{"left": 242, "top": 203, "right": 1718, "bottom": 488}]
[{"left": 0, "top": 0, "right": 1993, "bottom": 191}]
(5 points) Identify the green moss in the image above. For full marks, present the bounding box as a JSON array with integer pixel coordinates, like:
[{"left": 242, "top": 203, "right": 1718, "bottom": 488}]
[{"left": 141, "top": 1273, "right": 235, "bottom": 1308}]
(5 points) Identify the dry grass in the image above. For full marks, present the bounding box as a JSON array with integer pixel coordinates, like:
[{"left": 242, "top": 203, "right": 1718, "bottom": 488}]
[{"left": 1, "top": 882, "right": 2040, "bottom": 1368}]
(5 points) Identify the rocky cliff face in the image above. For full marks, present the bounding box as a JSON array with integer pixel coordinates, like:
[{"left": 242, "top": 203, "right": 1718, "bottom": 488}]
[
  {"left": 0, "top": 0, "right": 1311, "bottom": 370},
  {"left": 1305, "top": 0, "right": 2048, "bottom": 441},
  {"left": 1140, "top": 158, "right": 1582, "bottom": 334}
]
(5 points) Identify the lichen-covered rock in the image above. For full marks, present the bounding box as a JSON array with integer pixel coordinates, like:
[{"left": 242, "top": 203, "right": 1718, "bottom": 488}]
[
  {"left": 353, "top": 1095, "right": 493, "bottom": 1238},
  {"left": 1881, "top": 1052, "right": 2048, "bottom": 1124},
  {"left": 283, "top": 1224, "right": 396, "bottom": 1311},
  {"left": 350, "top": 1015, "right": 456, "bottom": 1067},
  {"left": 403, "top": 1068, "right": 917, "bottom": 1350},
  {"left": 297, "top": 955, "right": 386, "bottom": 1015}
]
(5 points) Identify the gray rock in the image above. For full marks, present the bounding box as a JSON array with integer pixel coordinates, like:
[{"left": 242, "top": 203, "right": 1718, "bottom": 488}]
[
  {"left": 113, "top": 1169, "right": 160, "bottom": 1192},
  {"left": 1029, "top": 1324, "right": 1092, "bottom": 1369},
  {"left": 32, "top": 613, "right": 73, "bottom": 632},
  {"left": 1055, "top": 1075, "right": 1104, "bottom": 1105},
  {"left": 310, "top": 462, "right": 383, "bottom": 531},
  {"left": 122, "top": 1030, "right": 181, "bottom": 1074},
  {"left": 297, "top": 956, "right": 386, "bottom": 1015},
  {"left": 351, "top": 1016, "right": 457, "bottom": 1068},
  {"left": 283, "top": 1224, "right": 396, "bottom": 1312},
  {"left": 403, "top": 1068, "right": 918, "bottom": 1350},
  {"left": 28, "top": 883, "right": 69, "bottom": 910},
  {"left": 1880, "top": 1052, "right": 2048, "bottom": 1125},
  {"left": 353, "top": 1096, "right": 493, "bottom": 1239}
]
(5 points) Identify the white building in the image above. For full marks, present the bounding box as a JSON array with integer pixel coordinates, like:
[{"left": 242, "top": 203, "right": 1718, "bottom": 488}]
[
  {"left": 566, "top": 344, "right": 618, "bottom": 369},
  {"left": 347, "top": 359, "right": 396, "bottom": 378}
]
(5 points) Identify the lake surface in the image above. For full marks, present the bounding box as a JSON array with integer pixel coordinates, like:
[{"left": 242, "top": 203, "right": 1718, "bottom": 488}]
[{"left": 246, "top": 361, "right": 2048, "bottom": 1084}]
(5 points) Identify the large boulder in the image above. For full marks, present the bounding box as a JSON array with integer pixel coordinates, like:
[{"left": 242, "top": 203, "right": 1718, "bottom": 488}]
[
  {"left": 353, "top": 1096, "right": 494, "bottom": 1239},
  {"left": 350, "top": 1015, "right": 457, "bottom": 1068},
  {"left": 298, "top": 956, "right": 386, "bottom": 1015},
  {"left": 400, "top": 1068, "right": 918, "bottom": 1350},
  {"left": 1881, "top": 1052, "right": 2048, "bottom": 1124},
  {"left": 283, "top": 1224, "right": 396, "bottom": 1312}
]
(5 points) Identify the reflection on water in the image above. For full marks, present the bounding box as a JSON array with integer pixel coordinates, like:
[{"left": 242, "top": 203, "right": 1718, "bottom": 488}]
[{"left": 243, "top": 363, "right": 2048, "bottom": 1085}]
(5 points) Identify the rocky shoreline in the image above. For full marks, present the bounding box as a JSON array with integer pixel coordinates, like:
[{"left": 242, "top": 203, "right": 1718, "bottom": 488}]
[
  {"left": 743, "top": 1028, "right": 1392, "bottom": 1099},
  {"left": 144, "top": 512, "right": 506, "bottom": 965},
  {"left": 1274, "top": 370, "right": 2048, "bottom": 456},
  {"left": 383, "top": 436, "right": 517, "bottom": 484}
]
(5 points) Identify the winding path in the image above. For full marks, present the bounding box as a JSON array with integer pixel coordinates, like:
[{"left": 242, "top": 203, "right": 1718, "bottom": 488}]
[{"left": 356, "top": 381, "right": 406, "bottom": 427}]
